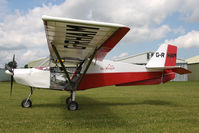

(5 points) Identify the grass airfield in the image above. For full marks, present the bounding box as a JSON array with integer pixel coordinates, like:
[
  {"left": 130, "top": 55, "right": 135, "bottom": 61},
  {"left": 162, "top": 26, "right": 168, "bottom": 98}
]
[{"left": 0, "top": 81, "right": 199, "bottom": 133}]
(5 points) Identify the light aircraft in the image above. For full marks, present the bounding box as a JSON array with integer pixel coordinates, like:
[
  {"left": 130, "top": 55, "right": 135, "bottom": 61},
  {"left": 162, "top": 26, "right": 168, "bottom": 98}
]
[{"left": 5, "top": 16, "right": 191, "bottom": 111}]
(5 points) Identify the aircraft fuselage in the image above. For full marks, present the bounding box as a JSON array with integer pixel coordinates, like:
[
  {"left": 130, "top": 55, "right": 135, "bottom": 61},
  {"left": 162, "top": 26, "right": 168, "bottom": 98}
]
[{"left": 11, "top": 60, "right": 174, "bottom": 90}]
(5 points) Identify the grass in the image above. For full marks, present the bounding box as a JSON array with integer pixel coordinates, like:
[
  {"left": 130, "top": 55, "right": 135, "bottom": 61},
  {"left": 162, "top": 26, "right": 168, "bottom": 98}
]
[{"left": 0, "top": 81, "right": 199, "bottom": 133}]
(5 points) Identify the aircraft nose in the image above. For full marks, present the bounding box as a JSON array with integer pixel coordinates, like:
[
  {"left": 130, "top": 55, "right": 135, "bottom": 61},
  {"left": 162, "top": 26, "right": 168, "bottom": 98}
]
[{"left": 5, "top": 70, "right": 14, "bottom": 76}]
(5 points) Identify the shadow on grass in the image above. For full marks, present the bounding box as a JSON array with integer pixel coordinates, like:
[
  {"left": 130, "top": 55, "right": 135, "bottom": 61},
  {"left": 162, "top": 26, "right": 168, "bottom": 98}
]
[
  {"left": 22, "top": 95, "right": 179, "bottom": 129},
  {"left": 32, "top": 96, "right": 134, "bottom": 128},
  {"left": 62, "top": 96, "right": 130, "bottom": 129},
  {"left": 33, "top": 103, "right": 65, "bottom": 108},
  {"left": 79, "top": 96, "right": 178, "bottom": 107},
  {"left": 33, "top": 96, "right": 178, "bottom": 109},
  {"left": 83, "top": 100, "right": 177, "bottom": 106},
  {"left": 141, "top": 100, "right": 176, "bottom": 106}
]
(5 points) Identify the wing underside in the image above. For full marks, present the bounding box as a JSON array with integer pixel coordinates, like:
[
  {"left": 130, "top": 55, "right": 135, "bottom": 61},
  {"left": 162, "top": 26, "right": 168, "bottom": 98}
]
[{"left": 42, "top": 15, "right": 130, "bottom": 65}]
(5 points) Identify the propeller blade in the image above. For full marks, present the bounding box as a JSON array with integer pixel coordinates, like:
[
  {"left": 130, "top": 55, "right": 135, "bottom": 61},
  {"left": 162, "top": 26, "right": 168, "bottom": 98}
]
[
  {"left": 10, "top": 76, "right": 13, "bottom": 96},
  {"left": 12, "top": 54, "right": 17, "bottom": 69},
  {"left": 13, "top": 54, "right": 15, "bottom": 63},
  {"left": 5, "top": 54, "right": 16, "bottom": 96}
]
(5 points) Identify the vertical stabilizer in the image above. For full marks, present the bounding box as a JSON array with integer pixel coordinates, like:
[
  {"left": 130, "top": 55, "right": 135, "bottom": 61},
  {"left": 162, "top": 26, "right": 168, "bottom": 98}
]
[{"left": 146, "top": 44, "right": 177, "bottom": 68}]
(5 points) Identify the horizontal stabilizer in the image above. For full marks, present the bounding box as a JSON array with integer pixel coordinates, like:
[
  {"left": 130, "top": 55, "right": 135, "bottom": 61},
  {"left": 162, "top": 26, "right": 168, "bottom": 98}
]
[
  {"left": 147, "top": 66, "right": 191, "bottom": 75},
  {"left": 166, "top": 67, "right": 191, "bottom": 75}
]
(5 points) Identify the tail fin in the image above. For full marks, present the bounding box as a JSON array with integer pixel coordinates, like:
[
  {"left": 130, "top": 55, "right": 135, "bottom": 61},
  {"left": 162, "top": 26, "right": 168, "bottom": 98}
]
[
  {"left": 146, "top": 44, "right": 177, "bottom": 68},
  {"left": 146, "top": 44, "right": 191, "bottom": 75}
]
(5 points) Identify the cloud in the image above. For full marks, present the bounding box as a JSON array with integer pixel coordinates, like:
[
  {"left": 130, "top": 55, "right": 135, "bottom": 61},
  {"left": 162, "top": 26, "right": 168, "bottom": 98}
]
[
  {"left": 124, "top": 25, "right": 171, "bottom": 43},
  {"left": 173, "top": 26, "right": 185, "bottom": 34},
  {"left": 164, "top": 30, "right": 199, "bottom": 48},
  {"left": 0, "top": 48, "right": 49, "bottom": 68},
  {"left": 85, "top": 0, "right": 177, "bottom": 26},
  {"left": 187, "top": 8, "right": 199, "bottom": 22},
  {"left": 0, "top": 0, "right": 8, "bottom": 19},
  {"left": 0, "top": 4, "right": 54, "bottom": 66},
  {"left": 178, "top": 0, "right": 199, "bottom": 23},
  {"left": 119, "top": 52, "right": 128, "bottom": 58},
  {"left": 111, "top": 52, "right": 128, "bottom": 60}
]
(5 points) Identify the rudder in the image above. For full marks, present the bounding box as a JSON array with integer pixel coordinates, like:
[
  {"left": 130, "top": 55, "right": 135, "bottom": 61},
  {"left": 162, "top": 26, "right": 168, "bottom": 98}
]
[{"left": 165, "top": 45, "right": 177, "bottom": 66}]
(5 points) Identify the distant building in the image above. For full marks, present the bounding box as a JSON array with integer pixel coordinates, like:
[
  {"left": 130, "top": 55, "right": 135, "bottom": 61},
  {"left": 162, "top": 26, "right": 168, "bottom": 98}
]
[
  {"left": 114, "top": 52, "right": 188, "bottom": 81},
  {"left": 0, "top": 68, "right": 10, "bottom": 81},
  {"left": 28, "top": 57, "right": 76, "bottom": 68},
  {"left": 28, "top": 57, "right": 50, "bottom": 68},
  {"left": 186, "top": 55, "right": 199, "bottom": 81}
]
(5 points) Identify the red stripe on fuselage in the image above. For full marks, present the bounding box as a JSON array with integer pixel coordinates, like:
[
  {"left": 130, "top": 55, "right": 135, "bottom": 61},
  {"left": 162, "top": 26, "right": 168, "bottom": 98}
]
[
  {"left": 77, "top": 71, "right": 164, "bottom": 90},
  {"left": 117, "top": 73, "right": 175, "bottom": 86}
]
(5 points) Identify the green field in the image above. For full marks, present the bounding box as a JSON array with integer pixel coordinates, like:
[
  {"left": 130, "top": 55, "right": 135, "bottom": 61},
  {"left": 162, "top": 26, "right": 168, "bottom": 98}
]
[{"left": 0, "top": 81, "right": 199, "bottom": 133}]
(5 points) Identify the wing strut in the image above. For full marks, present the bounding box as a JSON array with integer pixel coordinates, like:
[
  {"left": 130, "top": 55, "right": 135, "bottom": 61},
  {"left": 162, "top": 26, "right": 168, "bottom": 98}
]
[
  {"left": 51, "top": 44, "right": 72, "bottom": 89},
  {"left": 76, "top": 48, "right": 98, "bottom": 89}
]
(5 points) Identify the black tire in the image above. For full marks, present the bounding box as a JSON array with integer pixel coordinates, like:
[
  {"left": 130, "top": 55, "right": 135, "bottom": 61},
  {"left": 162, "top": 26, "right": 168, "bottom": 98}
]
[
  {"left": 66, "top": 97, "right": 72, "bottom": 105},
  {"left": 21, "top": 99, "right": 32, "bottom": 108},
  {"left": 68, "top": 101, "right": 78, "bottom": 111}
]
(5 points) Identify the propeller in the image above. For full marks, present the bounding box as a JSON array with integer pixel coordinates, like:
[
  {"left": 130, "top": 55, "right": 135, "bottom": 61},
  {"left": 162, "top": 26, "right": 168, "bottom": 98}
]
[{"left": 5, "top": 55, "right": 17, "bottom": 96}]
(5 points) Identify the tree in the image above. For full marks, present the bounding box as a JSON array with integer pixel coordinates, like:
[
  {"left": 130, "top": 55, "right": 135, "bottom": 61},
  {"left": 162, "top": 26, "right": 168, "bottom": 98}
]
[{"left": 24, "top": 64, "right": 28, "bottom": 68}]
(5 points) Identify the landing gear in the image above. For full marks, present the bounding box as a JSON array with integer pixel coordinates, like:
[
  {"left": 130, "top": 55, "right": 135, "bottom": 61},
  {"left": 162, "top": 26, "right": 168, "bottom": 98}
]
[
  {"left": 21, "top": 99, "right": 32, "bottom": 108},
  {"left": 21, "top": 87, "right": 33, "bottom": 108},
  {"left": 68, "top": 101, "right": 78, "bottom": 111},
  {"left": 66, "top": 91, "right": 78, "bottom": 111}
]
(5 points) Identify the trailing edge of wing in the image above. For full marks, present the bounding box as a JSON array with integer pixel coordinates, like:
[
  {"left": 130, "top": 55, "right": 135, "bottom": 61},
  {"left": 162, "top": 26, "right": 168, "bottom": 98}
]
[{"left": 42, "top": 15, "right": 130, "bottom": 64}]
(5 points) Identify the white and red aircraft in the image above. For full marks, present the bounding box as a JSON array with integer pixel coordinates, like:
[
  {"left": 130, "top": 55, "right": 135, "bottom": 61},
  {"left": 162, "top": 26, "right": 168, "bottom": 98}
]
[{"left": 5, "top": 16, "right": 191, "bottom": 111}]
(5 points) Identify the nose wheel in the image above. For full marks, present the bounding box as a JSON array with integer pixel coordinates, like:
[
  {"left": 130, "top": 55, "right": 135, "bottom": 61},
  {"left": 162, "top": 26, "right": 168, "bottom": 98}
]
[{"left": 21, "top": 87, "right": 33, "bottom": 108}]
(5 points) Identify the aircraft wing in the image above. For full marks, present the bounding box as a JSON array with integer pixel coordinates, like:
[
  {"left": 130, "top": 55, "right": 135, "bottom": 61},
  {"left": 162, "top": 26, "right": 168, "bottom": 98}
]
[{"left": 42, "top": 15, "right": 130, "bottom": 65}]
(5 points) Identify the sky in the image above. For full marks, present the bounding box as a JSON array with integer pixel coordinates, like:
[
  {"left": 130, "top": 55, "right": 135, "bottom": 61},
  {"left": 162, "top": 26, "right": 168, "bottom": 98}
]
[{"left": 0, "top": 0, "right": 199, "bottom": 67}]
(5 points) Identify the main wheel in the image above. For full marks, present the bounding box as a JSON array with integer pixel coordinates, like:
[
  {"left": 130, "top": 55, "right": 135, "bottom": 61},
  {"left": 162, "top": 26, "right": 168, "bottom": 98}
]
[
  {"left": 68, "top": 101, "right": 78, "bottom": 111},
  {"left": 66, "top": 97, "right": 72, "bottom": 105},
  {"left": 21, "top": 99, "right": 32, "bottom": 108}
]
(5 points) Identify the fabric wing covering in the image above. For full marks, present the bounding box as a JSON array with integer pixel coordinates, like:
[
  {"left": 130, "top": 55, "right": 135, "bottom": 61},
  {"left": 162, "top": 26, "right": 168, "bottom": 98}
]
[{"left": 42, "top": 15, "right": 130, "bottom": 65}]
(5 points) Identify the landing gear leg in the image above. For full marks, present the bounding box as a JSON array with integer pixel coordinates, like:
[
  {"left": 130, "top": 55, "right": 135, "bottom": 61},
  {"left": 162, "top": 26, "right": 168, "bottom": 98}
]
[
  {"left": 67, "top": 91, "right": 78, "bottom": 111},
  {"left": 21, "top": 87, "right": 33, "bottom": 108}
]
